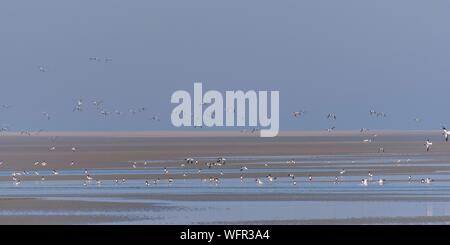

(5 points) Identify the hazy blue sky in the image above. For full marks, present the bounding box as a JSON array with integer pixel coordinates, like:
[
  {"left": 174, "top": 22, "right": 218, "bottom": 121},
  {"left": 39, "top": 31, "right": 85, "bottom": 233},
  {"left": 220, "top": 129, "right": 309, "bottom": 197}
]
[{"left": 1, "top": 1, "right": 449, "bottom": 131}]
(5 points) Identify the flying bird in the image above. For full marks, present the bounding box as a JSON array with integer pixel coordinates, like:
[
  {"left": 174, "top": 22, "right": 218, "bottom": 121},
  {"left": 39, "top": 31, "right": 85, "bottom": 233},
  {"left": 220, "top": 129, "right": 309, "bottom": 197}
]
[
  {"left": 38, "top": 66, "right": 46, "bottom": 72},
  {"left": 42, "top": 112, "right": 51, "bottom": 120},
  {"left": 73, "top": 99, "right": 83, "bottom": 112},
  {"left": 327, "top": 113, "right": 337, "bottom": 120},
  {"left": 292, "top": 110, "right": 307, "bottom": 118}
]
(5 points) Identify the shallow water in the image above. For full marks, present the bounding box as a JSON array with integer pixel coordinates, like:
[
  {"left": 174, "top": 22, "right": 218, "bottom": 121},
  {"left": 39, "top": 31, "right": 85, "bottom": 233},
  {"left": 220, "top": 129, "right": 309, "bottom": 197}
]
[{"left": 2, "top": 153, "right": 450, "bottom": 224}]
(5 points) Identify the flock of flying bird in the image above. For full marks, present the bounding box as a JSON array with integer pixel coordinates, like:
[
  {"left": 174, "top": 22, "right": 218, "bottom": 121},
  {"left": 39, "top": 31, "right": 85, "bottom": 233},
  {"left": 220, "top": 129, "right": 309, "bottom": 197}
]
[
  {"left": 71, "top": 98, "right": 160, "bottom": 122},
  {"left": 0, "top": 59, "right": 163, "bottom": 136}
]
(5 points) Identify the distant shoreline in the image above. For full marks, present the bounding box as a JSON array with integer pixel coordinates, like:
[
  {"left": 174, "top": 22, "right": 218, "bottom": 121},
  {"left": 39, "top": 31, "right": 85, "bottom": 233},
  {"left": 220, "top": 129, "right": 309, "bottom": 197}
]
[{"left": 1, "top": 129, "right": 442, "bottom": 138}]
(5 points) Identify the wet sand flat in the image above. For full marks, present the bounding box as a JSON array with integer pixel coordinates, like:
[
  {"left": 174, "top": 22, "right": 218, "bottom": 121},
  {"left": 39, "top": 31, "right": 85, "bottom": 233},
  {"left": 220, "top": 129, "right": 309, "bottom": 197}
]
[
  {"left": 0, "top": 130, "right": 446, "bottom": 171},
  {"left": 1, "top": 130, "right": 450, "bottom": 224}
]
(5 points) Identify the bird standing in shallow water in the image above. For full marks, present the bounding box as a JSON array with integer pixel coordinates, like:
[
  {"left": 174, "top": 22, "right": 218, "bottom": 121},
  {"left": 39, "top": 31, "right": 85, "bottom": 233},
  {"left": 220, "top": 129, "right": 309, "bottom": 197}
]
[
  {"left": 443, "top": 127, "right": 449, "bottom": 142},
  {"left": 255, "top": 178, "right": 263, "bottom": 185},
  {"left": 425, "top": 139, "right": 433, "bottom": 152},
  {"left": 361, "top": 179, "right": 369, "bottom": 186}
]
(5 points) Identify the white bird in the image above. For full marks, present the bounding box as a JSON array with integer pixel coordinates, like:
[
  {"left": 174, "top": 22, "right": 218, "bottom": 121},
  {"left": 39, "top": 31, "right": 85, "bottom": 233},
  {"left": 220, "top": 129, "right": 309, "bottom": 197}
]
[
  {"left": 443, "top": 127, "right": 449, "bottom": 142},
  {"left": 292, "top": 110, "right": 306, "bottom": 117},
  {"left": 360, "top": 128, "right": 370, "bottom": 133},
  {"left": 420, "top": 177, "right": 433, "bottom": 184},
  {"left": 73, "top": 99, "right": 83, "bottom": 112},
  {"left": 185, "top": 158, "right": 195, "bottom": 164},
  {"left": 361, "top": 179, "right": 369, "bottom": 186},
  {"left": 42, "top": 112, "right": 51, "bottom": 120},
  {"left": 425, "top": 139, "right": 433, "bottom": 152},
  {"left": 378, "top": 179, "right": 385, "bottom": 185},
  {"left": 38, "top": 66, "right": 46, "bottom": 72},
  {"left": 52, "top": 169, "right": 59, "bottom": 175},
  {"left": 217, "top": 157, "right": 226, "bottom": 165},
  {"left": 92, "top": 100, "right": 103, "bottom": 108},
  {"left": 255, "top": 178, "right": 263, "bottom": 185},
  {"left": 287, "top": 159, "right": 296, "bottom": 165},
  {"left": 99, "top": 110, "right": 110, "bottom": 117},
  {"left": 327, "top": 113, "right": 337, "bottom": 120}
]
